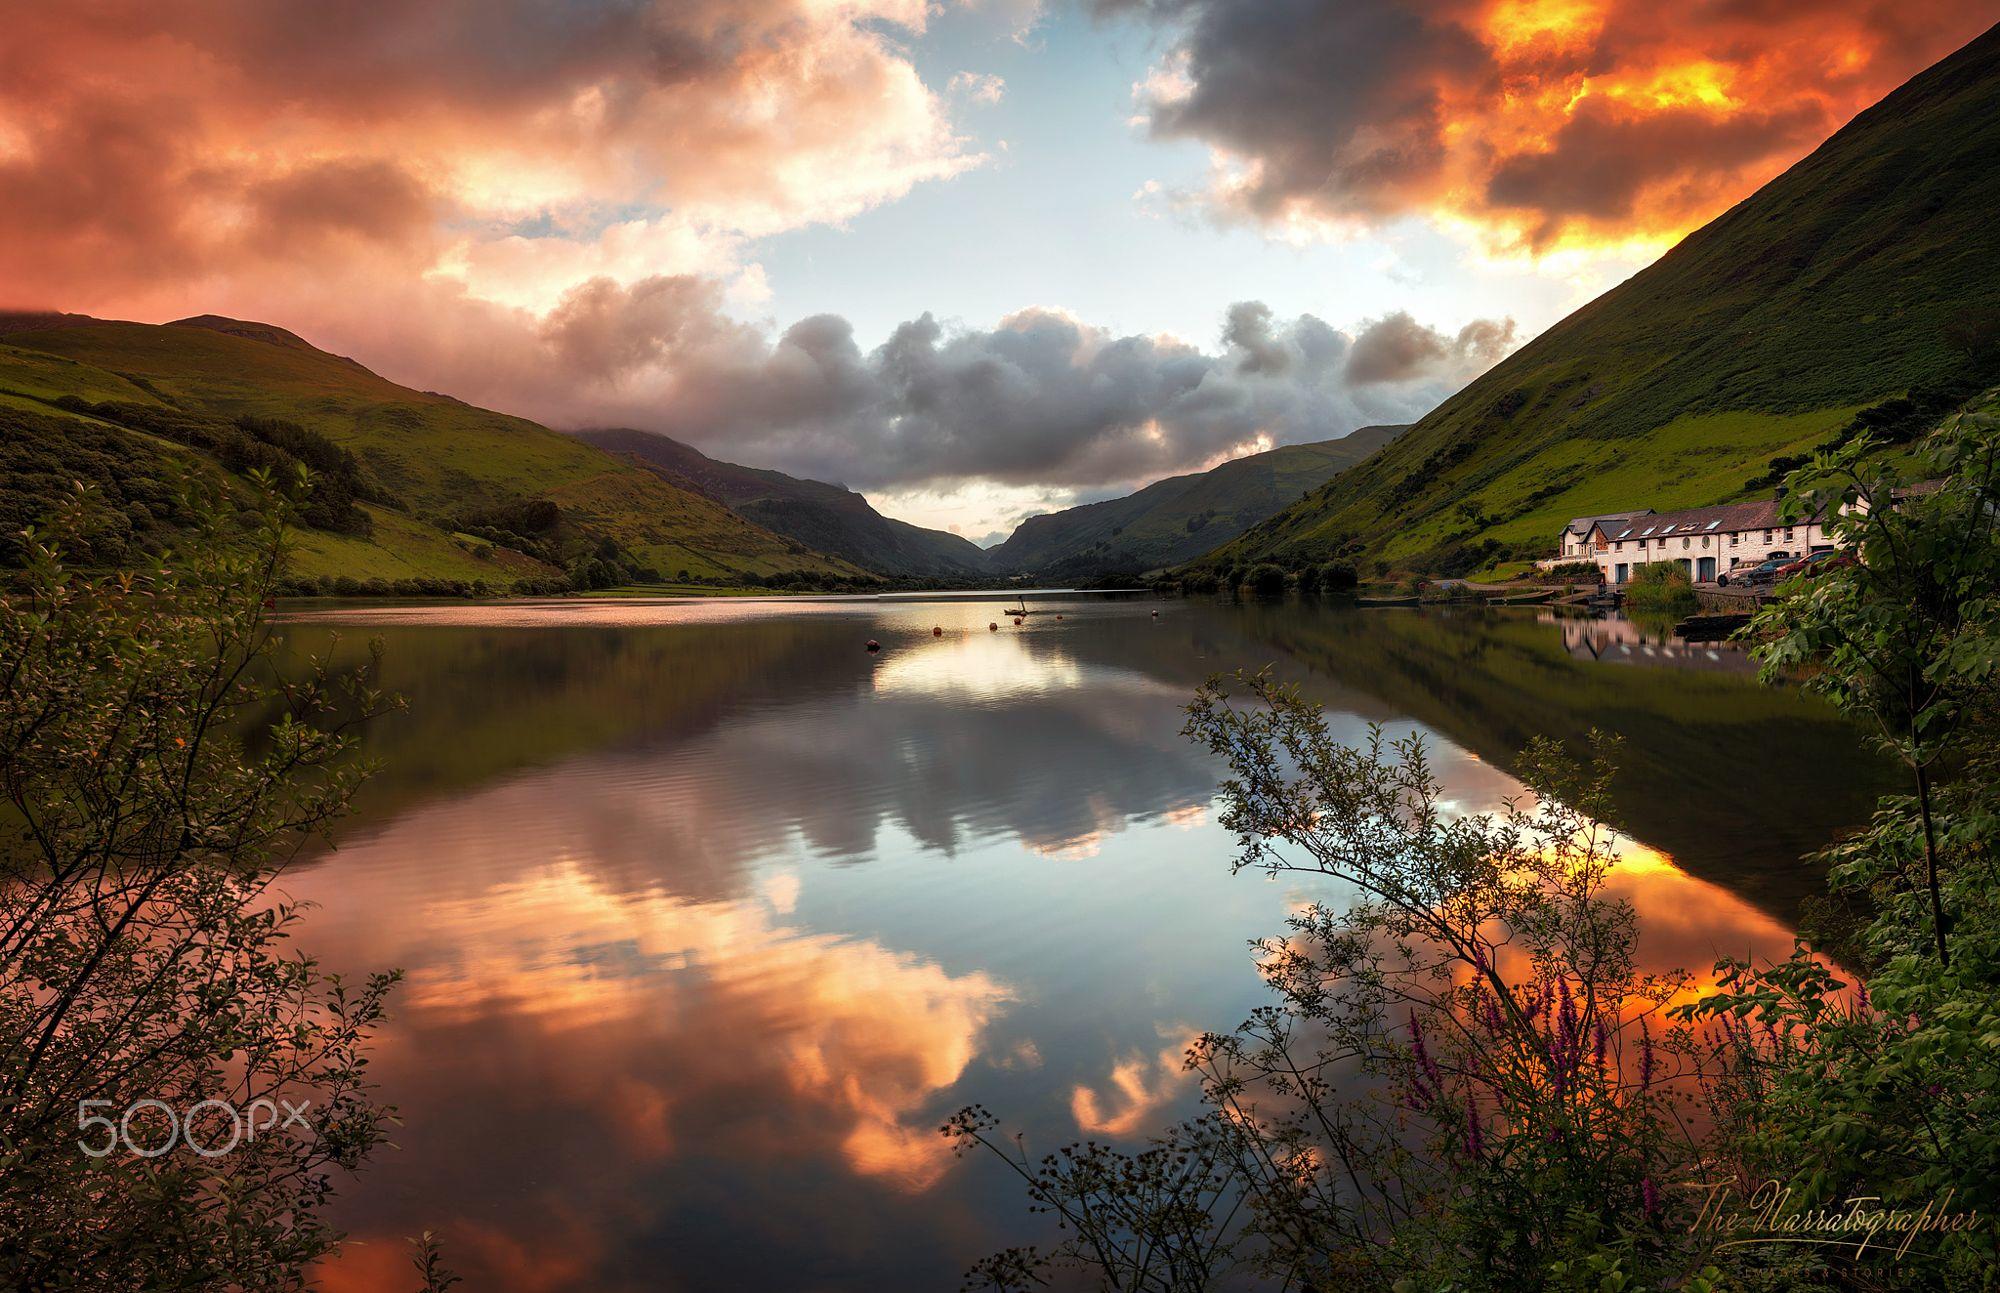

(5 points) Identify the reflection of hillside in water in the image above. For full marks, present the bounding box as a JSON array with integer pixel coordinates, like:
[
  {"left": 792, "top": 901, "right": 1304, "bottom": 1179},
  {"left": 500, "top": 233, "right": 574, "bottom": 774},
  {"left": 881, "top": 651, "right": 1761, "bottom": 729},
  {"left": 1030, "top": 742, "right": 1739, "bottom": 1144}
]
[
  {"left": 272, "top": 596, "right": 1879, "bottom": 1292},
  {"left": 1191, "top": 601, "right": 1894, "bottom": 913},
  {"left": 283, "top": 598, "right": 1892, "bottom": 916},
  {"left": 285, "top": 607, "right": 1225, "bottom": 900}
]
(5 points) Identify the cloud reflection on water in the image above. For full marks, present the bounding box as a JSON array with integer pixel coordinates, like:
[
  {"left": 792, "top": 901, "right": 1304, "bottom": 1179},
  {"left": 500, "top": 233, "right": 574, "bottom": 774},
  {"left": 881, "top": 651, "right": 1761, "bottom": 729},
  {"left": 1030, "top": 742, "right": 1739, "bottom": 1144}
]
[{"left": 286, "top": 599, "right": 1868, "bottom": 1290}]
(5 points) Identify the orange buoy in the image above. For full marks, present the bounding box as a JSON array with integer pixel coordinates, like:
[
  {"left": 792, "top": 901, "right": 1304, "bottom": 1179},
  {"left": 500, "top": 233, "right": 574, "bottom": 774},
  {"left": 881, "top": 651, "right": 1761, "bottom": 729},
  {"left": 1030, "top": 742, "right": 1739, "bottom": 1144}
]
[
  {"left": 1151, "top": 609, "right": 1159, "bottom": 617},
  {"left": 1013, "top": 617, "right": 1023, "bottom": 626},
  {"left": 1055, "top": 614, "right": 1063, "bottom": 621},
  {"left": 933, "top": 626, "right": 943, "bottom": 637},
  {"left": 865, "top": 639, "right": 881, "bottom": 653},
  {"left": 988, "top": 622, "right": 998, "bottom": 631}
]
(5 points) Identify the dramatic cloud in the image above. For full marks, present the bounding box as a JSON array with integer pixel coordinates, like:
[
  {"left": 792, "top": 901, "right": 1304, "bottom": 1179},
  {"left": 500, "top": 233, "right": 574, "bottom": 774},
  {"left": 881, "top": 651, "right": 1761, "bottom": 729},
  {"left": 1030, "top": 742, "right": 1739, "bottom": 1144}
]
[
  {"left": 422, "top": 276, "right": 1513, "bottom": 492},
  {"left": 1109, "top": 0, "right": 1994, "bottom": 251},
  {"left": 0, "top": 0, "right": 982, "bottom": 313}
]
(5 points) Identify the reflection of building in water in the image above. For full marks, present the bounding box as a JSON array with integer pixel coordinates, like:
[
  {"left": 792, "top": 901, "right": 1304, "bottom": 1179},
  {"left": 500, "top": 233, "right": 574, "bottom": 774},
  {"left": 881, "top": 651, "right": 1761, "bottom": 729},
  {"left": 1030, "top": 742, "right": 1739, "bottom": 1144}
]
[{"left": 1555, "top": 614, "right": 1758, "bottom": 675}]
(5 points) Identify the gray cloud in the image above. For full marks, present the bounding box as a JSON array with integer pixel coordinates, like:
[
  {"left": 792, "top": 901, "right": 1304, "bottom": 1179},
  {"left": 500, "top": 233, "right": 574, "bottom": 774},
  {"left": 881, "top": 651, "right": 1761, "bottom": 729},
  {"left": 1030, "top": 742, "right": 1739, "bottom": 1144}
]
[
  {"left": 1344, "top": 311, "right": 1516, "bottom": 385},
  {"left": 1105, "top": 0, "right": 1495, "bottom": 223},
  {"left": 534, "top": 276, "right": 1514, "bottom": 491}
]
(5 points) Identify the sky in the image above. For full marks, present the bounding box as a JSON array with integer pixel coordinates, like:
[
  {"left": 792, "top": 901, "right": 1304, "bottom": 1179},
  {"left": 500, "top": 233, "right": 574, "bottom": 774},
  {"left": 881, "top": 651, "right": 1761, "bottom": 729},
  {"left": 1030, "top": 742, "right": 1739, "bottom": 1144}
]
[{"left": 2, "top": 1, "right": 1993, "bottom": 542}]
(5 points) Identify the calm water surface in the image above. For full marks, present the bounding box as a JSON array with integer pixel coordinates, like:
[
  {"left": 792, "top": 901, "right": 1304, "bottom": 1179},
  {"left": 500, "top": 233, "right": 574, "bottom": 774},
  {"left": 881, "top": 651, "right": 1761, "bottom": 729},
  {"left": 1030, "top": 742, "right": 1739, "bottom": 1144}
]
[{"left": 276, "top": 595, "right": 1889, "bottom": 1291}]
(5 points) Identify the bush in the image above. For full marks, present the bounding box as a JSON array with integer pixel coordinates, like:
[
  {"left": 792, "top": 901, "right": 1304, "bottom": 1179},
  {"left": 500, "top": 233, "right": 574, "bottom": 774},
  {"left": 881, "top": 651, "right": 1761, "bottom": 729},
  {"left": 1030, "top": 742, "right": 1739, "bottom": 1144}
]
[
  {"left": 0, "top": 482, "right": 400, "bottom": 1287},
  {"left": 955, "top": 700, "right": 1696, "bottom": 1289},
  {"left": 1245, "top": 562, "right": 1286, "bottom": 596},
  {"left": 1623, "top": 560, "right": 1695, "bottom": 610},
  {"left": 1544, "top": 560, "right": 1601, "bottom": 582},
  {"left": 1317, "top": 560, "right": 1359, "bottom": 592}
]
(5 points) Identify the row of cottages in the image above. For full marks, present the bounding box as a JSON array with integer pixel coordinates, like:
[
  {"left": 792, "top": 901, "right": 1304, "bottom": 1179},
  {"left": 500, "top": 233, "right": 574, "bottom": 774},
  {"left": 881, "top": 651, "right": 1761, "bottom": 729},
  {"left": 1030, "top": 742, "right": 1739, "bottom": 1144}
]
[{"left": 1557, "top": 498, "right": 1836, "bottom": 586}]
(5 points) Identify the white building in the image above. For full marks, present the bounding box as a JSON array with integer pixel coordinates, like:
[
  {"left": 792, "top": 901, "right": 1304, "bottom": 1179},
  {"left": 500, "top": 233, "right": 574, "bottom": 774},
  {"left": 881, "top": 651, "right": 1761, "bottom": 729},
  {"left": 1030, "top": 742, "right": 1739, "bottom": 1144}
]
[
  {"left": 1553, "top": 511, "right": 1652, "bottom": 563},
  {"left": 1582, "top": 499, "right": 1835, "bottom": 586}
]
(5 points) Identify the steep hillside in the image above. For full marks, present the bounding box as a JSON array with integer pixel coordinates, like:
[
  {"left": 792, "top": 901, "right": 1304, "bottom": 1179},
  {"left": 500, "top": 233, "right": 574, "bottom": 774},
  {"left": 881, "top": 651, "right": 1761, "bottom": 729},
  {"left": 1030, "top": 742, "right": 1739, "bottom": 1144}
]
[
  {"left": 1204, "top": 21, "right": 2000, "bottom": 577},
  {"left": 0, "top": 315, "right": 865, "bottom": 588},
  {"left": 991, "top": 424, "right": 1406, "bottom": 577},
  {"left": 578, "top": 428, "right": 992, "bottom": 578}
]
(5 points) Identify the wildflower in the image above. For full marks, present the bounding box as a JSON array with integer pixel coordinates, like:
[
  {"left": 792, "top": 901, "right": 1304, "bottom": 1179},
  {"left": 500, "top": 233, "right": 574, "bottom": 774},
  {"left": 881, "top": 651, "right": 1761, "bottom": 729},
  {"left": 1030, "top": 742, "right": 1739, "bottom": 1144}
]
[{"left": 1409, "top": 1014, "right": 1443, "bottom": 1100}]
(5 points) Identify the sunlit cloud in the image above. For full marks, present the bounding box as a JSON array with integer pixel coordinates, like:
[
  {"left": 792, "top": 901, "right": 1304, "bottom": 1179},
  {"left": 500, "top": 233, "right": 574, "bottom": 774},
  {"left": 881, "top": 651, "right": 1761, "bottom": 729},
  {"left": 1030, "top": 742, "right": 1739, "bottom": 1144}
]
[
  {"left": 1070, "top": 1025, "right": 1203, "bottom": 1136},
  {"left": 1111, "top": 0, "right": 1994, "bottom": 257},
  {"left": 400, "top": 855, "right": 1014, "bottom": 1188}
]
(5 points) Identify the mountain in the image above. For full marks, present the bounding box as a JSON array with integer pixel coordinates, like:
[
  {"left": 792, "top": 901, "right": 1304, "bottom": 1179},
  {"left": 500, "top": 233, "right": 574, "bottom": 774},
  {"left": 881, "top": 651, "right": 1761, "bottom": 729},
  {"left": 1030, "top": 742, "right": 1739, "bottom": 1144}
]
[
  {"left": 1202, "top": 21, "right": 2000, "bottom": 578},
  {"left": 577, "top": 428, "right": 992, "bottom": 578},
  {"left": 0, "top": 314, "right": 866, "bottom": 588},
  {"left": 989, "top": 425, "right": 1407, "bottom": 578}
]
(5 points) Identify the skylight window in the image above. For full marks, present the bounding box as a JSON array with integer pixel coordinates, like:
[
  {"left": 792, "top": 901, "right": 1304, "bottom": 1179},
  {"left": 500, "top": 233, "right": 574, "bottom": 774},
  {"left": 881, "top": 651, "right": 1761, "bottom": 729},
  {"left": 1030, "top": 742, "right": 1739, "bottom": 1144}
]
[{"left": 1704, "top": 520, "right": 1721, "bottom": 530}]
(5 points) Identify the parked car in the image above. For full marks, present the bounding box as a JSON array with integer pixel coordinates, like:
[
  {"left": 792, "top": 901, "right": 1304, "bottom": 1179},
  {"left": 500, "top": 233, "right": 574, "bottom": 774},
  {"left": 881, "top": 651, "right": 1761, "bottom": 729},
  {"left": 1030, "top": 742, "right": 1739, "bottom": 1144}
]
[
  {"left": 1776, "top": 549, "right": 1853, "bottom": 580},
  {"left": 1737, "top": 559, "right": 1788, "bottom": 586}
]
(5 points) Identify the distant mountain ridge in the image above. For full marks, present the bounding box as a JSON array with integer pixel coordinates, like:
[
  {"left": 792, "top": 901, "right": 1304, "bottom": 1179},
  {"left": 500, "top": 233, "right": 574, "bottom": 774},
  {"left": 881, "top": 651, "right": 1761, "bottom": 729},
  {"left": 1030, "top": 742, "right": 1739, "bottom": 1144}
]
[
  {"left": 990, "top": 424, "right": 1407, "bottom": 578},
  {"left": 0, "top": 313, "right": 867, "bottom": 587},
  {"left": 1203, "top": 20, "right": 2000, "bottom": 577},
  {"left": 577, "top": 428, "right": 993, "bottom": 578}
]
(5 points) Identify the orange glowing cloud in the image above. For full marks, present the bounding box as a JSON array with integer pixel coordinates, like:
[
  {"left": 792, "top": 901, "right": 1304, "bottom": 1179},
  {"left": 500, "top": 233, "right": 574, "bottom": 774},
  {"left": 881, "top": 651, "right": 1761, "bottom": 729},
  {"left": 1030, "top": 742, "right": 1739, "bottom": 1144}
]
[
  {"left": 1123, "top": 0, "right": 1995, "bottom": 255},
  {"left": 0, "top": 0, "right": 980, "bottom": 317},
  {"left": 394, "top": 854, "right": 1014, "bottom": 1189},
  {"left": 1070, "top": 1026, "right": 1204, "bottom": 1137}
]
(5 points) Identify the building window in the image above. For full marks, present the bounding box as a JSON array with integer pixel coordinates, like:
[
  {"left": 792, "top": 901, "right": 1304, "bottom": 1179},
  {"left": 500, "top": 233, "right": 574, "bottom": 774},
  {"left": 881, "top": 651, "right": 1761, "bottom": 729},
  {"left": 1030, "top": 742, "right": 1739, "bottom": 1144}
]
[
  {"left": 1702, "top": 536, "right": 1710, "bottom": 548},
  {"left": 1681, "top": 537, "right": 1690, "bottom": 549},
  {"left": 1763, "top": 529, "right": 1773, "bottom": 542},
  {"left": 1784, "top": 527, "right": 1795, "bottom": 541}
]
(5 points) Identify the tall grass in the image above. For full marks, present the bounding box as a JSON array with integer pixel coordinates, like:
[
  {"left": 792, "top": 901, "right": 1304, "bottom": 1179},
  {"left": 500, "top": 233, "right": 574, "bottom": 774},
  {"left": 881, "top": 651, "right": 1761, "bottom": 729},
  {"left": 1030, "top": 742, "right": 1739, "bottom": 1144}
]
[{"left": 1623, "top": 560, "right": 1697, "bottom": 612}]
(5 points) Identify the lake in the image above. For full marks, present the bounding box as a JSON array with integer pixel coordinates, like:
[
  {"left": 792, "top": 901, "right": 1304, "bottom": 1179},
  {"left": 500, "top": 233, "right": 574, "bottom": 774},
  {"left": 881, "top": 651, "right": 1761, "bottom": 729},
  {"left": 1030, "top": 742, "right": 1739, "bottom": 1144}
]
[{"left": 276, "top": 594, "right": 1890, "bottom": 1291}]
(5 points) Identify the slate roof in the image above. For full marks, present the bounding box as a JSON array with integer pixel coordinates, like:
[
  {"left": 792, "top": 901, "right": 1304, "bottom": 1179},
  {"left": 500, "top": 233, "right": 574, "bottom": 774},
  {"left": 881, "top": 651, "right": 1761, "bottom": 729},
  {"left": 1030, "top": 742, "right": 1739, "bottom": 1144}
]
[
  {"left": 1562, "top": 510, "right": 1651, "bottom": 537},
  {"left": 1596, "top": 500, "right": 1788, "bottom": 541}
]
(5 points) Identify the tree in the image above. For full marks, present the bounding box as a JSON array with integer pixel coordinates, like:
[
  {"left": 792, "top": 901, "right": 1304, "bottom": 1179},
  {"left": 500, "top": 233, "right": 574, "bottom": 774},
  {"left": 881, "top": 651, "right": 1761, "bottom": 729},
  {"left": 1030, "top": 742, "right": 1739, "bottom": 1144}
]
[
  {"left": 1673, "top": 406, "right": 2000, "bottom": 1284},
  {"left": 0, "top": 475, "right": 402, "bottom": 1288},
  {"left": 951, "top": 675, "right": 1700, "bottom": 1291},
  {"left": 1749, "top": 409, "right": 2000, "bottom": 965}
]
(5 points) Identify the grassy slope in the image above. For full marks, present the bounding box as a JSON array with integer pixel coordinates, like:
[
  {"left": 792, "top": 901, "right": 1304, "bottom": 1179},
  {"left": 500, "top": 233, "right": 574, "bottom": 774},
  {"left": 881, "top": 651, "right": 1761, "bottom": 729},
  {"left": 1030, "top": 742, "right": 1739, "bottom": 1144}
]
[
  {"left": 578, "top": 427, "right": 993, "bottom": 577},
  {"left": 0, "top": 317, "right": 865, "bottom": 584},
  {"left": 1205, "top": 22, "right": 2000, "bottom": 576},
  {"left": 991, "top": 423, "right": 1407, "bottom": 576}
]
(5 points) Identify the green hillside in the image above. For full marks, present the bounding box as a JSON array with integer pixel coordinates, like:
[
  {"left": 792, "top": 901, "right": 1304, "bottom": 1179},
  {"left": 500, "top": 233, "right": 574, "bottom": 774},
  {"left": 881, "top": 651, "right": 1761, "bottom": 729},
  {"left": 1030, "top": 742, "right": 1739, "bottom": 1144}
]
[
  {"left": 1202, "top": 21, "right": 2000, "bottom": 578},
  {"left": 0, "top": 315, "right": 865, "bottom": 589},
  {"left": 578, "top": 428, "right": 992, "bottom": 578},
  {"left": 990, "top": 423, "right": 1406, "bottom": 578}
]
